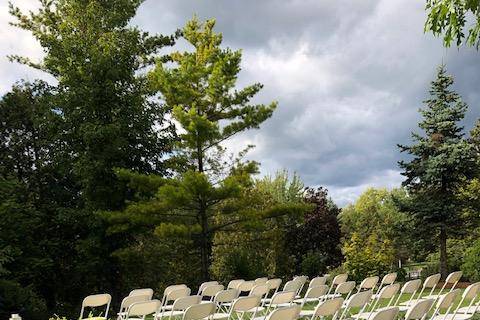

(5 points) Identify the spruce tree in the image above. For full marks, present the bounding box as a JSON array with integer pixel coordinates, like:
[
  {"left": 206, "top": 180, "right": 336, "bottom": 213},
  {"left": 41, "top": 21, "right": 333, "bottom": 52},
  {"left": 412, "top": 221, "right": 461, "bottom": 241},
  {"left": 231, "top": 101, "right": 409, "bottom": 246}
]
[{"left": 398, "top": 65, "right": 477, "bottom": 278}]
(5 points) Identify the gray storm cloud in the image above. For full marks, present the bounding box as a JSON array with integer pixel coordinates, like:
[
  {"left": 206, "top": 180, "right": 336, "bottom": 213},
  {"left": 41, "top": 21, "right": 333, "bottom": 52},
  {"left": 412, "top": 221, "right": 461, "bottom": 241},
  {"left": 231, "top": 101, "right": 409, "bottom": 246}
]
[{"left": 2, "top": 0, "right": 479, "bottom": 206}]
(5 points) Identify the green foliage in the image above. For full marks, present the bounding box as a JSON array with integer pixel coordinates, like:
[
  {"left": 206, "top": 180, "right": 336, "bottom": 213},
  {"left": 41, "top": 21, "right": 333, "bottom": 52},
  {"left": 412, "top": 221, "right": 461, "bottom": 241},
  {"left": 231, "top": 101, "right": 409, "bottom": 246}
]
[
  {"left": 425, "top": 0, "right": 480, "bottom": 48},
  {"left": 144, "top": 16, "right": 280, "bottom": 279},
  {"left": 0, "top": 280, "right": 48, "bottom": 320},
  {"left": 9, "top": 0, "right": 175, "bottom": 209},
  {"left": 462, "top": 238, "right": 480, "bottom": 281},
  {"left": 339, "top": 188, "right": 410, "bottom": 262},
  {"left": 343, "top": 232, "right": 396, "bottom": 282},
  {"left": 398, "top": 65, "right": 477, "bottom": 277},
  {"left": 285, "top": 187, "right": 343, "bottom": 277}
]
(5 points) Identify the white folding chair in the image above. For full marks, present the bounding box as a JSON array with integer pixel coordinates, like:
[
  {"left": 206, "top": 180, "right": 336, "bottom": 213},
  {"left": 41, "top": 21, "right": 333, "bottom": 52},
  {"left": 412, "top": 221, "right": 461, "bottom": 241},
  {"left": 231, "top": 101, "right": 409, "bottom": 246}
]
[
  {"left": 197, "top": 281, "right": 219, "bottom": 295},
  {"left": 358, "top": 276, "right": 380, "bottom": 293},
  {"left": 430, "top": 290, "right": 461, "bottom": 320},
  {"left": 129, "top": 288, "right": 154, "bottom": 299},
  {"left": 394, "top": 279, "right": 422, "bottom": 311},
  {"left": 227, "top": 279, "right": 245, "bottom": 290},
  {"left": 118, "top": 295, "right": 150, "bottom": 320},
  {"left": 250, "top": 284, "right": 270, "bottom": 308},
  {"left": 293, "top": 275, "right": 309, "bottom": 297},
  {"left": 222, "top": 296, "right": 261, "bottom": 320},
  {"left": 126, "top": 300, "right": 161, "bottom": 320},
  {"left": 309, "top": 277, "right": 327, "bottom": 289},
  {"left": 182, "top": 302, "right": 215, "bottom": 320},
  {"left": 354, "top": 284, "right": 400, "bottom": 319},
  {"left": 165, "top": 295, "right": 201, "bottom": 320},
  {"left": 255, "top": 277, "right": 268, "bottom": 284},
  {"left": 299, "top": 296, "right": 344, "bottom": 319},
  {"left": 456, "top": 282, "right": 480, "bottom": 315},
  {"left": 374, "top": 273, "right": 397, "bottom": 297},
  {"left": 294, "top": 285, "right": 328, "bottom": 309},
  {"left": 338, "top": 290, "right": 373, "bottom": 320},
  {"left": 404, "top": 299, "right": 436, "bottom": 320},
  {"left": 80, "top": 293, "right": 112, "bottom": 320},
  {"left": 201, "top": 284, "right": 224, "bottom": 302},
  {"left": 400, "top": 274, "right": 441, "bottom": 308},
  {"left": 212, "top": 289, "right": 239, "bottom": 317},
  {"left": 324, "top": 280, "right": 356, "bottom": 300},
  {"left": 257, "top": 305, "right": 300, "bottom": 320},
  {"left": 263, "top": 290, "right": 296, "bottom": 314},
  {"left": 327, "top": 274, "right": 348, "bottom": 296},
  {"left": 369, "top": 307, "right": 399, "bottom": 320},
  {"left": 425, "top": 272, "right": 462, "bottom": 300},
  {"left": 160, "top": 287, "right": 191, "bottom": 316}
]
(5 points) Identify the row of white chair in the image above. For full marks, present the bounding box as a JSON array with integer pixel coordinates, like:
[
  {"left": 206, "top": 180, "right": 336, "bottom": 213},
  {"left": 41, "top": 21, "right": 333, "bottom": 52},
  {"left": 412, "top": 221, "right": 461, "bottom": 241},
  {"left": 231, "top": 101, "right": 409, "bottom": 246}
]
[{"left": 79, "top": 271, "right": 477, "bottom": 320}]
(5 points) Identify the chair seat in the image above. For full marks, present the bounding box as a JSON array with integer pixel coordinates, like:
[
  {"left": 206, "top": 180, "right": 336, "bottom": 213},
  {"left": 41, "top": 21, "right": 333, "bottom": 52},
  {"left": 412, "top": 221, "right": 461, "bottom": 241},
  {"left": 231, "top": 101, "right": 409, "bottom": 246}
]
[
  {"left": 293, "top": 297, "right": 318, "bottom": 304},
  {"left": 299, "top": 310, "right": 315, "bottom": 317},
  {"left": 211, "top": 312, "right": 230, "bottom": 319},
  {"left": 161, "top": 305, "right": 173, "bottom": 311},
  {"left": 431, "top": 314, "right": 473, "bottom": 320},
  {"left": 352, "top": 311, "right": 376, "bottom": 319},
  {"left": 400, "top": 299, "right": 426, "bottom": 306},
  {"left": 457, "top": 306, "right": 479, "bottom": 314}
]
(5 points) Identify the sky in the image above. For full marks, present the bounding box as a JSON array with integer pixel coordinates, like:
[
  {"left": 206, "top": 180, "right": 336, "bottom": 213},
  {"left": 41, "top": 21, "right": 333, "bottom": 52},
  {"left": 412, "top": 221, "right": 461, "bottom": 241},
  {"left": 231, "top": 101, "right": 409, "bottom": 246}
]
[{"left": 1, "top": 0, "right": 480, "bottom": 206}]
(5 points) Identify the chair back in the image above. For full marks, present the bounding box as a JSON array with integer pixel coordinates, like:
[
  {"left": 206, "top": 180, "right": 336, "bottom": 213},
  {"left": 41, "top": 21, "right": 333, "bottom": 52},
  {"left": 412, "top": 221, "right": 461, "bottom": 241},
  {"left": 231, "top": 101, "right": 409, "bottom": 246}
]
[
  {"left": 266, "top": 278, "right": 282, "bottom": 291},
  {"left": 305, "top": 285, "right": 328, "bottom": 299},
  {"left": 346, "top": 290, "right": 372, "bottom": 308},
  {"left": 129, "top": 288, "right": 154, "bottom": 299},
  {"left": 378, "top": 283, "right": 400, "bottom": 300},
  {"left": 238, "top": 280, "right": 256, "bottom": 293},
  {"left": 332, "top": 274, "right": 348, "bottom": 285},
  {"left": 167, "top": 287, "right": 191, "bottom": 302},
  {"left": 335, "top": 281, "right": 356, "bottom": 295},
  {"left": 255, "top": 277, "right": 268, "bottom": 284},
  {"left": 250, "top": 284, "right": 269, "bottom": 298},
  {"left": 271, "top": 290, "right": 296, "bottom": 305},
  {"left": 80, "top": 293, "right": 111, "bottom": 319},
  {"left": 283, "top": 279, "right": 302, "bottom": 292},
  {"left": 359, "top": 276, "right": 379, "bottom": 291},
  {"left": 445, "top": 271, "right": 463, "bottom": 284},
  {"left": 314, "top": 297, "right": 344, "bottom": 317},
  {"left": 231, "top": 296, "right": 261, "bottom": 312},
  {"left": 401, "top": 279, "right": 422, "bottom": 294},
  {"left": 309, "top": 276, "right": 327, "bottom": 288},
  {"left": 404, "top": 299, "right": 435, "bottom": 320},
  {"left": 171, "top": 295, "right": 201, "bottom": 311},
  {"left": 126, "top": 300, "right": 160, "bottom": 319},
  {"left": 370, "top": 307, "right": 399, "bottom": 320},
  {"left": 456, "top": 282, "right": 480, "bottom": 314},
  {"left": 266, "top": 305, "right": 300, "bottom": 320},
  {"left": 435, "top": 289, "right": 460, "bottom": 310},
  {"left": 119, "top": 295, "right": 150, "bottom": 313},
  {"left": 424, "top": 274, "right": 441, "bottom": 289},
  {"left": 214, "top": 289, "right": 238, "bottom": 303},
  {"left": 201, "top": 284, "right": 224, "bottom": 298},
  {"left": 163, "top": 284, "right": 187, "bottom": 298},
  {"left": 197, "top": 281, "right": 218, "bottom": 294},
  {"left": 227, "top": 279, "right": 245, "bottom": 289},
  {"left": 381, "top": 273, "right": 397, "bottom": 286},
  {"left": 182, "top": 302, "right": 215, "bottom": 320}
]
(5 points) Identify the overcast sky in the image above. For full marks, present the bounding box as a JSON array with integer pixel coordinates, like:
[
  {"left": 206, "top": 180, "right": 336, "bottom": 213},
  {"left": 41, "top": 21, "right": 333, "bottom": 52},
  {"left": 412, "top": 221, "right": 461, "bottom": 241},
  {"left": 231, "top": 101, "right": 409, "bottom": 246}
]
[{"left": 1, "top": 0, "right": 479, "bottom": 206}]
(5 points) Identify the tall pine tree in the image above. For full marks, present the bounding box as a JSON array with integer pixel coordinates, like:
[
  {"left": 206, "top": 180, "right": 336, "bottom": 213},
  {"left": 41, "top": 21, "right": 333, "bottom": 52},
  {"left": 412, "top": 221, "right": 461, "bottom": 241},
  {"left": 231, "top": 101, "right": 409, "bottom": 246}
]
[{"left": 398, "top": 65, "right": 477, "bottom": 278}]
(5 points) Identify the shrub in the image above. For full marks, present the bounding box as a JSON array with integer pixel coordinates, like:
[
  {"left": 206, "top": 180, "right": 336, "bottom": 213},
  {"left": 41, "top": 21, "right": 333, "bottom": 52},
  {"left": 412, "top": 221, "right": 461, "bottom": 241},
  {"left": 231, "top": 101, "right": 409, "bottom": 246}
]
[
  {"left": 462, "top": 239, "right": 480, "bottom": 282},
  {"left": 343, "top": 232, "right": 396, "bottom": 282},
  {"left": 0, "top": 280, "right": 47, "bottom": 320}
]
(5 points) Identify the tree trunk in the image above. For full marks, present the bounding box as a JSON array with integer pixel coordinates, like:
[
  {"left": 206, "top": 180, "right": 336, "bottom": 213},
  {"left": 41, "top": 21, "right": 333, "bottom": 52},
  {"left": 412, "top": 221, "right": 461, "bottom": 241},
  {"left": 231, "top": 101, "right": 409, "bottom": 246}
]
[
  {"left": 439, "top": 225, "right": 448, "bottom": 279},
  {"left": 197, "top": 135, "right": 210, "bottom": 280}
]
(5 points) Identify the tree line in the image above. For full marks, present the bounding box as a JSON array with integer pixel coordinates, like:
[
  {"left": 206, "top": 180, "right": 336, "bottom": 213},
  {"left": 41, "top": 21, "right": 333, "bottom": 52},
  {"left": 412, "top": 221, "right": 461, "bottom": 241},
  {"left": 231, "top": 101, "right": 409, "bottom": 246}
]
[{"left": 1, "top": 0, "right": 480, "bottom": 319}]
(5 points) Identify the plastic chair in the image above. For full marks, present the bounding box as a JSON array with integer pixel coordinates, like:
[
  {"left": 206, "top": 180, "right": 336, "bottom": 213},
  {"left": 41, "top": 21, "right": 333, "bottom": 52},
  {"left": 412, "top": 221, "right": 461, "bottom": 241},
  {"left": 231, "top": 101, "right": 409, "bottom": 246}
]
[
  {"left": 126, "top": 300, "right": 161, "bottom": 320},
  {"left": 80, "top": 293, "right": 111, "bottom": 320},
  {"left": 182, "top": 302, "right": 215, "bottom": 320}
]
